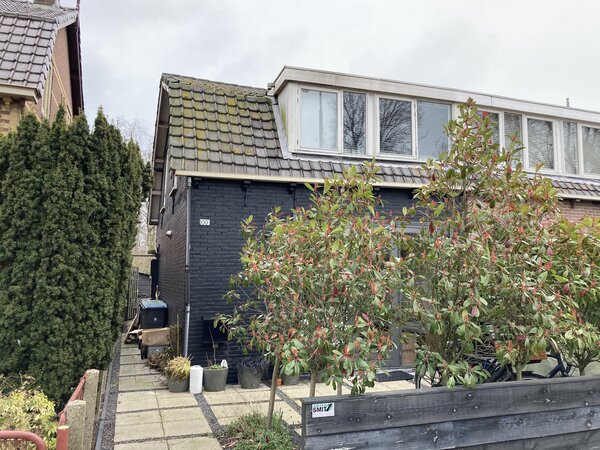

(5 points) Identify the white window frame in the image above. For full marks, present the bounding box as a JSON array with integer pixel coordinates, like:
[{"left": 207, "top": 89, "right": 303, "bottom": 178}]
[
  {"left": 341, "top": 89, "right": 370, "bottom": 156},
  {"left": 415, "top": 99, "right": 453, "bottom": 162},
  {"left": 297, "top": 86, "right": 342, "bottom": 154},
  {"left": 579, "top": 122, "right": 600, "bottom": 177},
  {"left": 523, "top": 115, "right": 559, "bottom": 174},
  {"left": 375, "top": 94, "right": 418, "bottom": 161}
]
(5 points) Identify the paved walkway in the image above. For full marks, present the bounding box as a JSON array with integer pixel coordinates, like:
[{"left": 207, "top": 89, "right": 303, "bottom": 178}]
[{"left": 112, "top": 338, "right": 414, "bottom": 448}]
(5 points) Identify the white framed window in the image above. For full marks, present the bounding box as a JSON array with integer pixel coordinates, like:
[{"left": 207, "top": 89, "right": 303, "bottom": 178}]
[
  {"left": 299, "top": 87, "right": 369, "bottom": 156},
  {"left": 300, "top": 88, "right": 339, "bottom": 151},
  {"left": 417, "top": 100, "right": 451, "bottom": 160},
  {"left": 582, "top": 125, "right": 600, "bottom": 175},
  {"left": 343, "top": 91, "right": 367, "bottom": 155},
  {"left": 562, "top": 121, "right": 579, "bottom": 175},
  {"left": 293, "top": 84, "right": 600, "bottom": 177},
  {"left": 524, "top": 116, "right": 557, "bottom": 172},
  {"left": 377, "top": 96, "right": 415, "bottom": 158}
]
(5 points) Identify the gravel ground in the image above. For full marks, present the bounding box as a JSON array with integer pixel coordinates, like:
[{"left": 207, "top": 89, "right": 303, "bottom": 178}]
[
  {"left": 96, "top": 338, "right": 122, "bottom": 450},
  {"left": 194, "top": 392, "right": 225, "bottom": 438}
]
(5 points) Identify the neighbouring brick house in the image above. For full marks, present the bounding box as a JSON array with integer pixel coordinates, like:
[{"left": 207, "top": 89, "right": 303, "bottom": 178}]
[
  {"left": 0, "top": 0, "right": 83, "bottom": 133},
  {"left": 149, "top": 67, "right": 600, "bottom": 375}
]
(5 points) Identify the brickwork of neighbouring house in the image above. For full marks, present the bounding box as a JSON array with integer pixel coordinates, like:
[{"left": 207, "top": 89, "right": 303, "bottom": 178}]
[
  {"left": 0, "top": 96, "right": 23, "bottom": 133},
  {"left": 560, "top": 199, "right": 600, "bottom": 222}
]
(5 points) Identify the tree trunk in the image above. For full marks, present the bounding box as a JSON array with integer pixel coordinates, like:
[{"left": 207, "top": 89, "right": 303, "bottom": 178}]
[
  {"left": 266, "top": 352, "right": 281, "bottom": 429},
  {"left": 515, "top": 365, "right": 523, "bottom": 381},
  {"left": 580, "top": 367, "right": 586, "bottom": 377},
  {"left": 310, "top": 369, "right": 317, "bottom": 397},
  {"left": 337, "top": 380, "right": 342, "bottom": 396}
]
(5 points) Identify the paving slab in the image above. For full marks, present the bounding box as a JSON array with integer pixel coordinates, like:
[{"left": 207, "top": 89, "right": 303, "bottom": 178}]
[
  {"left": 115, "top": 441, "right": 169, "bottom": 450},
  {"left": 114, "top": 421, "right": 165, "bottom": 442},
  {"left": 202, "top": 386, "right": 245, "bottom": 405},
  {"left": 156, "top": 393, "right": 198, "bottom": 408},
  {"left": 120, "top": 354, "right": 143, "bottom": 365},
  {"left": 168, "top": 437, "right": 222, "bottom": 450},
  {"left": 116, "top": 391, "right": 158, "bottom": 412},
  {"left": 115, "top": 409, "right": 161, "bottom": 427},
  {"left": 160, "top": 407, "right": 206, "bottom": 423},
  {"left": 163, "top": 417, "right": 212, "bottom": 437},
  {"left": 120, "top": 363, "right": 155, "bottom": 376}
]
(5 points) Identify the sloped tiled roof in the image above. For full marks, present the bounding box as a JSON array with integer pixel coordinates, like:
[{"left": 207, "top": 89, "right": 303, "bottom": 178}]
[
  {"left": 159, "top": 73, "right": 600, "bottom": 199},
  {"left": 0, "top": 0, "right": 78, "bottom": 96}
]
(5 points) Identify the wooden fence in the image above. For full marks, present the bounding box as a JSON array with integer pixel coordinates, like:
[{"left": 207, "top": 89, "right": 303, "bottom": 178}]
[
  {"left": 125, "top": 266, "right": 139, "bottom": 320},
  {"left": 301, "top": 376, "right": 600, "bottom": 449}
]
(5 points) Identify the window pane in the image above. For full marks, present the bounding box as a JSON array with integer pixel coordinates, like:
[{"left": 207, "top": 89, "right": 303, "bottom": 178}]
[
  {"left": 343, "top": 92, "right": 366, "bottom": 154},
  {"left": 379, "top": 98, "right": 412, "bottom": 155},
  {"left": 527, "top": 118, "right": 554, "bottom": 170},
  {"left": 583, "top": 126, "right": 600, "bottom": 175},
  {"left": 479, "top": 111, "right": 500, "bottom": 145},
  {"left": 417, "top": 101, "right": 450, "bottom": 160},
  {"left": 563, "top": 122, "right": 578, "bottom": 174},
  {"left": 505, "top": 113, "right": 522, "bottom": 164},
  {"left": 300, "top": 89, "right": 337, "bottom": 150}
]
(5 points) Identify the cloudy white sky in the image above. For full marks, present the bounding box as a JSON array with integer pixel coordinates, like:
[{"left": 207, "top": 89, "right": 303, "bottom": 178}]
[{"left": 68, "top": 0, "right": 600, "bottom": 137}]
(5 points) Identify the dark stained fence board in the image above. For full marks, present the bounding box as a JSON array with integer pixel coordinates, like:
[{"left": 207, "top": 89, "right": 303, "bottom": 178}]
[
  {"left": 301, "top": 376, "right": 600, "bottom": 449},
  {"left": 469, "top": 428, "right": 600, "bottom": 450}
]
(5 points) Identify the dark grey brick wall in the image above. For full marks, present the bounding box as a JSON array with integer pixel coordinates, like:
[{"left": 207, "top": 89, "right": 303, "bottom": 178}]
[
  {"left": 182, "top": 178, "right": 416, "bottom": 380},
  {"left": 156, "top": 175, "right": 187, "bottom": 335}
]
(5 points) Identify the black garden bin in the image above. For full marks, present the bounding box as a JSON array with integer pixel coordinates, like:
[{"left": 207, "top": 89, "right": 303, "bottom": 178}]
[{"left": 139, "top": 299, "right": 168, "bottom": 329}]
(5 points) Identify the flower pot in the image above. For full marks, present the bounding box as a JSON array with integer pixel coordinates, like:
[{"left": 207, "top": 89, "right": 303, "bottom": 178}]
[
  {"left": 203, "top": 367, "right": 228, "bottom": 392},
  {"left": 237, "top": 367, "right": 263, "bottom": 389},
  {"left": 317, "top": 369, "right": 328, "bottom": 383},
  {"left": 167, "top": 376, "right": 189, "bottom": 393},
  {"left": 282, "top": 374, "right": 300, "bottom": 386}
]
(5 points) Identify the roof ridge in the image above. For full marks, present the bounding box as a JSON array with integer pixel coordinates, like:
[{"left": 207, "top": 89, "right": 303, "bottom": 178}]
[{"left": 162, "top": 72, "right": 266, "bottom": 94}]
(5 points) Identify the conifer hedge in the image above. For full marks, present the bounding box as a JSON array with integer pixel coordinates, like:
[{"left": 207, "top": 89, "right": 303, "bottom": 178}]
[{"left": 0, "top": 109, "right": 151, "bottom": 404}]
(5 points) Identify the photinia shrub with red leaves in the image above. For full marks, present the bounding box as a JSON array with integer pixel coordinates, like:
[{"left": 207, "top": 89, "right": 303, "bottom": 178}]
[
  {"left": 402, "top": 99, "right": 576, "bottom": 384},
  {"left": 218, "top": 163, "right": 407, "bottom": 424}
]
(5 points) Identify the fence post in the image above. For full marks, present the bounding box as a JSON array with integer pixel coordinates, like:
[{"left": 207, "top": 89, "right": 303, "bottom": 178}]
[
  {"left": 66, "top": 399, "right": 86, "bottom": 450},
  {"left": 56, "top": 426, "right": 70, "bottom": 450},
  {"left": 83, "top": 369, "right": 99, "bottom": 450}
]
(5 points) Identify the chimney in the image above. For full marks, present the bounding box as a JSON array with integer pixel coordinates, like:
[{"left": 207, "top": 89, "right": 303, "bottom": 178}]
[{"left": 33, "top": 0, "right": 60, "bottom": 7}]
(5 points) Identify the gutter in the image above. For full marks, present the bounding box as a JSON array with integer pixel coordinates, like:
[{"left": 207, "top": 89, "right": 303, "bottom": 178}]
[
  {"left": 175, "top": 170, "right": 425, "bottom": 189},
  {"left": 183, "top": 177, "right": 192, "bottom": 357}
]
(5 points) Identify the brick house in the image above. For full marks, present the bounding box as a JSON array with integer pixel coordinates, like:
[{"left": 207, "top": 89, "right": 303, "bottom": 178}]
[
  {"left": 0, "top": 0, "right": 83, "bottom": 133},
  {"left": 149, "top": 67, "right": 600, "bottom": 373}
]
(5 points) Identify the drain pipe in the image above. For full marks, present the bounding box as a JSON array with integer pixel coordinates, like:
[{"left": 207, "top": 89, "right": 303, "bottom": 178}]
[{"left": 183, "top": 176, "right": 192, "bottom": 357}]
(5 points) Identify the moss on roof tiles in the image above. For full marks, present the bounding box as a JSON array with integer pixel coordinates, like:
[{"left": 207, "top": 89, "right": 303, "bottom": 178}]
[{"left": 207, "top": 121, "right": 218, "bottom": 132}]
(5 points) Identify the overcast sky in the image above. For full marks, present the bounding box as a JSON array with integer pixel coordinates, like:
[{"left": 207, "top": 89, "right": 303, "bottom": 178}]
[{"left": 70, "top": 0, "right": 600, "bottom": 138}]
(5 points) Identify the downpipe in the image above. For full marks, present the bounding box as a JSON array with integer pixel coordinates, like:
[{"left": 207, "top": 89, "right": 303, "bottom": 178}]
[{"left": 183, "top": 176, "right": 192, "bottom": 357}]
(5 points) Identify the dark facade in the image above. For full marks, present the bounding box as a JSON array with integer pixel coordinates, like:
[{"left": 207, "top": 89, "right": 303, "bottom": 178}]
[{"left": 156, "top": 178, "right": 416, "bottom": 374}]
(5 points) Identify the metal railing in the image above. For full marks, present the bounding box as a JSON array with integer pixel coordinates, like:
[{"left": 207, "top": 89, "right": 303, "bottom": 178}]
[{"left": 0, "top": 430, "right": 48, "bottom": 450}]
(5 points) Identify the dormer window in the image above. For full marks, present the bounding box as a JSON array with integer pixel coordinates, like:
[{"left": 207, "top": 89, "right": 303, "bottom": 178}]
[
  {"left": 379, "top": 98, "right": 413, "bottom": 156},
  {"left": 417, "top": 101, "right": 451, "bottom": 160},
  {"left": 343, "top": 92, "right": 366, "bottom": 155},
  {"left": 527, "top": 118, "right": 555, "bottom": 170},
  {"left": 583, "top": 126, "right": 600, "bottom": 175},
  {"left": 300, "top": 89, "right": 338, "bottom": 150},
  {"left": 285, "top": 74, "right": 600, "bottom": 178}
]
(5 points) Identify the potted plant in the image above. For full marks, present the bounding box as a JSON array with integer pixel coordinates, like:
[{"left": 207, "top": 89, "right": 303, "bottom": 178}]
[
  {"left": 204, "top": 360, "right": 228, "bottom": 392},
  {"left": 237, "top": 355, "right": 268, "bottom": 389},
  {"left": 282, "top": 372, "right": 300, "bottom": 386},
  {"left": 164, "top": 356, "right": 191, "bottom": 392},
  {"left": 203, "top": 330, "right": 228, "bottom": 392}
]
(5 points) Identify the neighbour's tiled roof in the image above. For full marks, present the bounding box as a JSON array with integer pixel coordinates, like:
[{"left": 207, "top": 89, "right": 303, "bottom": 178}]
[
  {"left": 161, "top": 73, "right": 600, "bottom": 199},
  {"left": 0, "top": 0, "right": 78, "bottom": 96}
]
